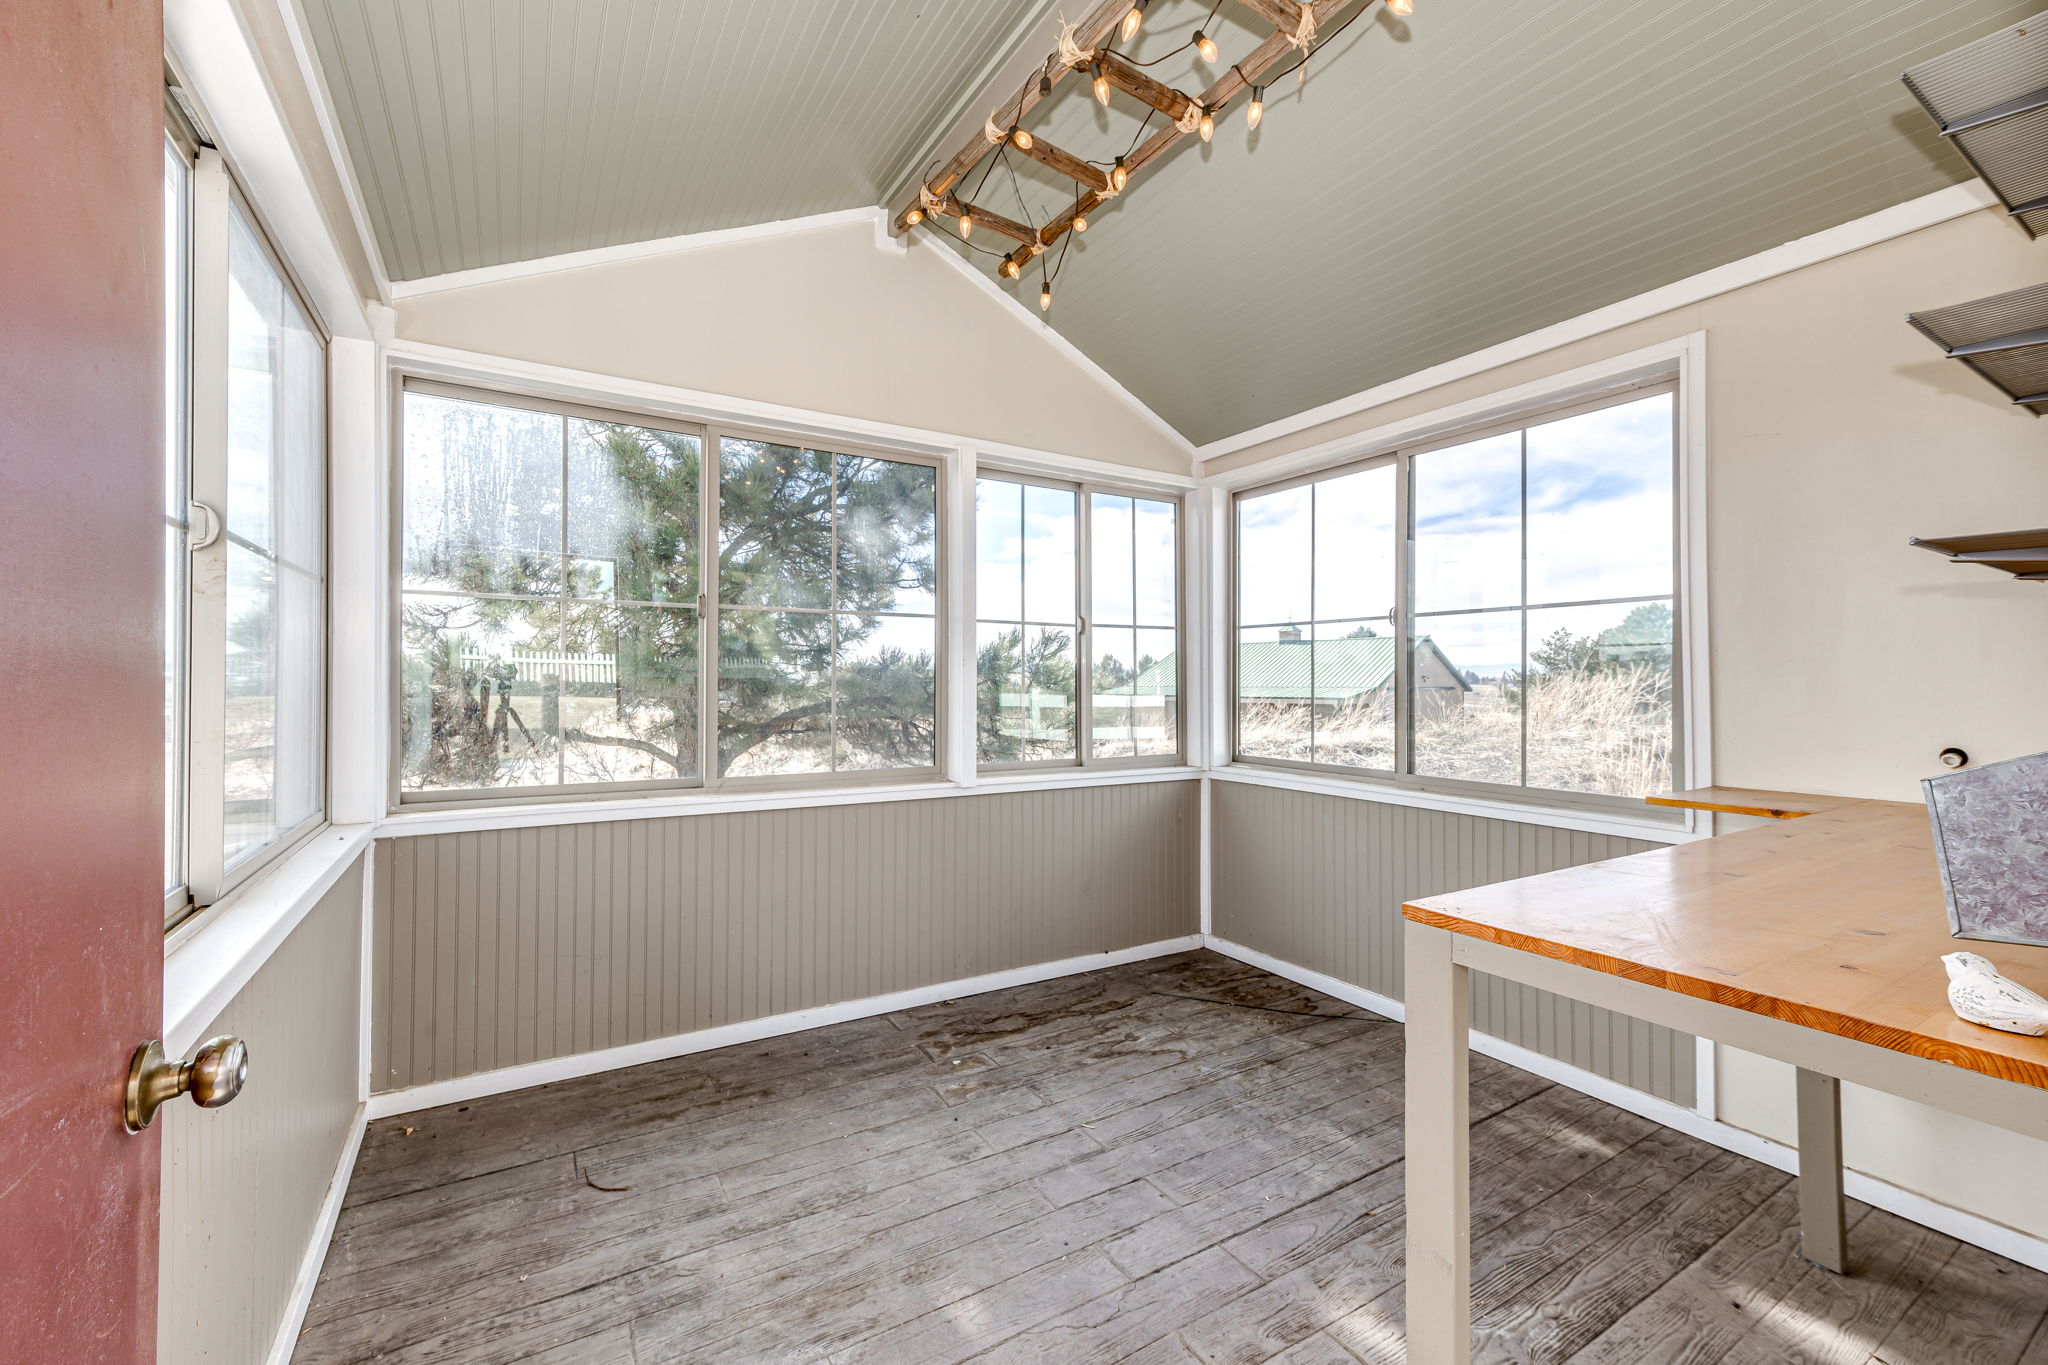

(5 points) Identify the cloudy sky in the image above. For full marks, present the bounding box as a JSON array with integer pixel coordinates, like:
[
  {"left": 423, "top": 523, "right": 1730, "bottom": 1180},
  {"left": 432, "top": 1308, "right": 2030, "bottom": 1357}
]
[{"left": 1237, "top": 392, "right": 1673, "bottom": 676}]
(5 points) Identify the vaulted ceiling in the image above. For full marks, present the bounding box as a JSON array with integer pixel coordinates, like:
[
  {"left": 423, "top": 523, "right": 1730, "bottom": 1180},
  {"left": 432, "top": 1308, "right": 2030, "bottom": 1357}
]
[
  {"left": 296, "top": 0, "right": 1051, "bottom": 281},
  {"left": 299, "top": 0, "right": 2038, "bottom": 446}
]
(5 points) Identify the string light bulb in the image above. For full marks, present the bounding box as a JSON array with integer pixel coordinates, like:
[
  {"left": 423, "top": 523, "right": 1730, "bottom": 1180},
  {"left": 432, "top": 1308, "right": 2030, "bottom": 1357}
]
[
  {"left": 1194, "top": 29, "right": 1218, "bottom": 62},
  {"left": 1246, "top": 86, "right": 1265, "bottom": 131},
  {"left": 1013, "top": 127, "right": 1034, "bottom": 151},
  {"left": 1040, "top": 283, "right": 1053, "bottom": 312},
  {"left": 959, "top": 210, "right": 973, "bottom": 237},
  {"left": 1120, "top": 0, "right": 1148, "bottom": 42},
  {"left": 1111, "top": 157, "right": 1129, "bottom": 192},
  {"left": 1092, "top": 63, "right": 1111, "bottom": 106},
  {"left": 905, "top": 207, "right": 924, "bottom": 227},
  {"left": 1198, "top": 107, "right": 1215, "bottom": 142},
  {"left": 1073, "top": 213, "right": 1089, "bottom": 233},
  {"left": 1387, "top": 0, "right": 1413, "bottom": 12},
  {"left": 1000, "top": 258, "right": 1020, "bottom": 279}
]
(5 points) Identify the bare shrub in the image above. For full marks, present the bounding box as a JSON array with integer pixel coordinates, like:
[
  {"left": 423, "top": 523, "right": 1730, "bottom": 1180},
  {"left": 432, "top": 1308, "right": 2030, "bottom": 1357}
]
[
  {"left": 1237, "top": 666, "right": 1670, "bottom": 797},
  {"left": 1520, "top": 666, "right": 1671, "bottom": 796},
  {"left": 1236, "top": 692, "right": 1394, "bottom": 768}
]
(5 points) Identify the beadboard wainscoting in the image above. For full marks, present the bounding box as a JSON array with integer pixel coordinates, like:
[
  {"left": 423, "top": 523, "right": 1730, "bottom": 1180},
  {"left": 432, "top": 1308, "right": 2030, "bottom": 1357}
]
[
  {"left": 371, "top": 780, "right": 1202, "bottom": 1095},
  {"left": 1209, "top": 778, "right": 1694, "bottom": 1104},
  {"left": 159, "top": 856, "right": 365, "bottom": 1365}
]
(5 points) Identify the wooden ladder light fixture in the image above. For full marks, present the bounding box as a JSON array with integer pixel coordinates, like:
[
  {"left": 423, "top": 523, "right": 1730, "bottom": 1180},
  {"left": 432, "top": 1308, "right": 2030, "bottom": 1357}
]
[{"left": 890, "top": 0, "right": 1403, "bottom": 300}]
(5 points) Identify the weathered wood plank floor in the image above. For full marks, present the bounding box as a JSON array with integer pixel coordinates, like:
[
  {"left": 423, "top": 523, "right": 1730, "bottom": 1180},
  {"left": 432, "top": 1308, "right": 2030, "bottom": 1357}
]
[{"left": 294, "top": 951, "right": 2048, "bottom": 1364}]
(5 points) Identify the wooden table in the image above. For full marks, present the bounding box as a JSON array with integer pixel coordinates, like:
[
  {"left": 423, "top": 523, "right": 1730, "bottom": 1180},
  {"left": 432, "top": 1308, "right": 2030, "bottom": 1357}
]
[{"left": 1400, "top": 787, "right": 2048, "bottom": 1365}]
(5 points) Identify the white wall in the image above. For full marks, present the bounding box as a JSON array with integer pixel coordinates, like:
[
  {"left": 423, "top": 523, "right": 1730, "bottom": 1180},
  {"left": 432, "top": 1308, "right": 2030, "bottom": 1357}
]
[
  {"left": 1207, "top": 202, "right": 2048, "bottom": 1248},
  {"left": 1716, "top": 1045, "right": 2048, "bottom": 1245},
  {"left": 393, "top": 221, "right": 1194, "bottom": 474}
]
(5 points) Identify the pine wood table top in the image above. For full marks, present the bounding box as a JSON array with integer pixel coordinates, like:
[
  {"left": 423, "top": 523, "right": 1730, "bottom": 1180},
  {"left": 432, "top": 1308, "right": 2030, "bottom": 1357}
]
[
  {"left": 1403, "top": 789, "right": 2048, "bottom": 1091},
  {"left": 1642, "top": 786, "right": 1861, "bottom": 820}
]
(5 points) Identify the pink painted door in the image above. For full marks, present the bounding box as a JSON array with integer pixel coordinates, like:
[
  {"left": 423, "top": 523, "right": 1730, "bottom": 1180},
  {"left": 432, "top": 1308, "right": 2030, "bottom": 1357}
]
[{"left": 0, "top": 1, "right": 168, "bottom": 1360}]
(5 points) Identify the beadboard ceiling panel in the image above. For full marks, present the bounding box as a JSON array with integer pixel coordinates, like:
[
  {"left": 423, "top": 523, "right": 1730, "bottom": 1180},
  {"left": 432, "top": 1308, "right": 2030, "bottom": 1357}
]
[
  {"left": 300, "top": 0, "right": 2039, "bottom": 442},
  {"left": 297, "top": 0, "right": 1051, "bottom": 281},
  {"left": 944, "top": 0, "right": 2038, "bottom": 444}
]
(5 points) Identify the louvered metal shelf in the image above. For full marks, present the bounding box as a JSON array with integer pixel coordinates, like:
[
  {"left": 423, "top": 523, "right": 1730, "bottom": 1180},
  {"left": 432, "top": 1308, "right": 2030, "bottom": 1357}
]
[
  {"left": 1904, "top": 14, "right": 2048, "bottom": 236},
  {"left": 1910, "top": 528, "right": 2048, "bottom": 581},
  {"left": 1908, "top": 282, "right": 2048, "bottom": 413}
]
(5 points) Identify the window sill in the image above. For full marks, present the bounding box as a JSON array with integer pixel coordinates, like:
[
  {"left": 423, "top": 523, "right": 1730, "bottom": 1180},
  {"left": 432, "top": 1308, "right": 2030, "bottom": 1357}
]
[
  {"left": 1207, "top": 763, "right": 1701, "bottom": 844},
  {"left": 162, "top": 823, "right": 374, "bottom": 1058},
  {"left": 381, "top": 766, "right": 1204, "bottom": 838}
]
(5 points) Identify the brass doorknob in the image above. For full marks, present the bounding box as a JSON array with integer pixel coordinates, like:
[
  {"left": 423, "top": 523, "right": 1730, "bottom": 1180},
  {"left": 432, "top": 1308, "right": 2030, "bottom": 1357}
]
[{"left": 124, "top": 1035, "right": 248, "bottom": 1133}]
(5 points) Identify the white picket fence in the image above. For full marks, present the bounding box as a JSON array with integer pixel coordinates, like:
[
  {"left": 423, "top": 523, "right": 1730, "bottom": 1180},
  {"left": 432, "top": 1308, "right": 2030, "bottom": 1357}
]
[{"left": 458, "top": 647, "right": 616, "bottom": 685}]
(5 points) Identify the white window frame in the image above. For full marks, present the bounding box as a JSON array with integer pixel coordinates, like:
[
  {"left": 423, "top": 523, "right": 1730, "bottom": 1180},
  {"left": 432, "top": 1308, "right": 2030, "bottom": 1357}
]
[
  {"left": 164, "top": 122, "right": 194, "bottom": 923},
  {"left": 973, "top": 469, "right": 1185, "bottom": 773},
  {"left": 169, "top": 142, "right": 332, "bottom": 923},
  {"left": 391, "top": 380, "right": 950, "bottom": 808},
  {"left": 1225, "top": 347, "right": 1706, "bottom": 826}
]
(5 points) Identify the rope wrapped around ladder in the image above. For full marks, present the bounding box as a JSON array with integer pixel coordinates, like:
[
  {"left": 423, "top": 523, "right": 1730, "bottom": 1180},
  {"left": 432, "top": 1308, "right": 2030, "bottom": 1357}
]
[
  {"left": 1056, "top": 18, "right": 1095, "bottom": 69},
  {"left": 1291, "top": 2, "right": 1317, "bottom": 52}
]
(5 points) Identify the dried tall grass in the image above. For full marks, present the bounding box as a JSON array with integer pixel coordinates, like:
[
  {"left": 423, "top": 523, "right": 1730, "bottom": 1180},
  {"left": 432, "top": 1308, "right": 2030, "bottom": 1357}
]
[{"left": 1237, "top": 666, "right": 1670, "bottom": 797}]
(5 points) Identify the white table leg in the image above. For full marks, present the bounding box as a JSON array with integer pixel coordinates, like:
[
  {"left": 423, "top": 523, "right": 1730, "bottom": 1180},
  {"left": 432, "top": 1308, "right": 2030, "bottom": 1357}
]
[
  {"left": 1405, "top": 921, "right": 1472, "bottom": 1365},
  {"left": 1795, "top": 1067, "right": 1847, "bottom": 1272}
]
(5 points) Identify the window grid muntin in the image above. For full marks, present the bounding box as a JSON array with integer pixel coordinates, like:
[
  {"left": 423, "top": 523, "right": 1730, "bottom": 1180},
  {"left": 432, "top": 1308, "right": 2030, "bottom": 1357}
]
[
  {"left": 1087, "top": 490, "right": 1181, "bottom": 764},
  {"left": 1233, "top": 379, "right": 1680, "bottom": 811},
  {"left": 974, "top": 472, "right": 1184, "bottom": 773},
  {"left": 397, "top": 384, "right": 707, "bottom": 799},
  {"left": 164, "top": 132, "right": 193, "bottom": 918},
  {"left": 221, "top": 194, "right": 329, "bottom": 874},
  {"left": 1234, "top": 456, "right": 1398, "bottom": 774},
  {"left": 394, "top": 388, "right": 948, "bottom": 805},
  {"left": 973, "top": 473, "right": 1082, "bottom": 768},
  {"left": 171, "top": 153, "right": 332, "bottom": 924},
  {"left": 713, "top": 434, "right": 941, "bottom": 781}
]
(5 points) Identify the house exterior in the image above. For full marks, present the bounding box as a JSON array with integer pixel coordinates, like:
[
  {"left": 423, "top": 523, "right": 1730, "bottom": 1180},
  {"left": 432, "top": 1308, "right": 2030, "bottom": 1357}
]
[{"left": 1133, "top": 630, "right": 1470, "bottom": 714}]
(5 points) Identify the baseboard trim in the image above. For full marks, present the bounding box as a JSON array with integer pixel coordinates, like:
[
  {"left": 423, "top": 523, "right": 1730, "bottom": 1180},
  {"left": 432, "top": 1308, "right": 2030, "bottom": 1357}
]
[
  {"left": 1201, "top": 934, "right": 2048, "bottom": 1276},
  {"left": 264, "top": 1103, "right": 366, "bottom": 1365},
  {"left": 364, "top": 935, "right": 1204, "bottom": 1120}
]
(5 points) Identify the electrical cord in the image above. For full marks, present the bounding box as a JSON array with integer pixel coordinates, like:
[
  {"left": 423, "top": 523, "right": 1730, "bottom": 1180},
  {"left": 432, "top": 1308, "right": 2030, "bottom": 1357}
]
[{"left": 1103, "top": 0, "right": 1224, "bottom": 67}]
